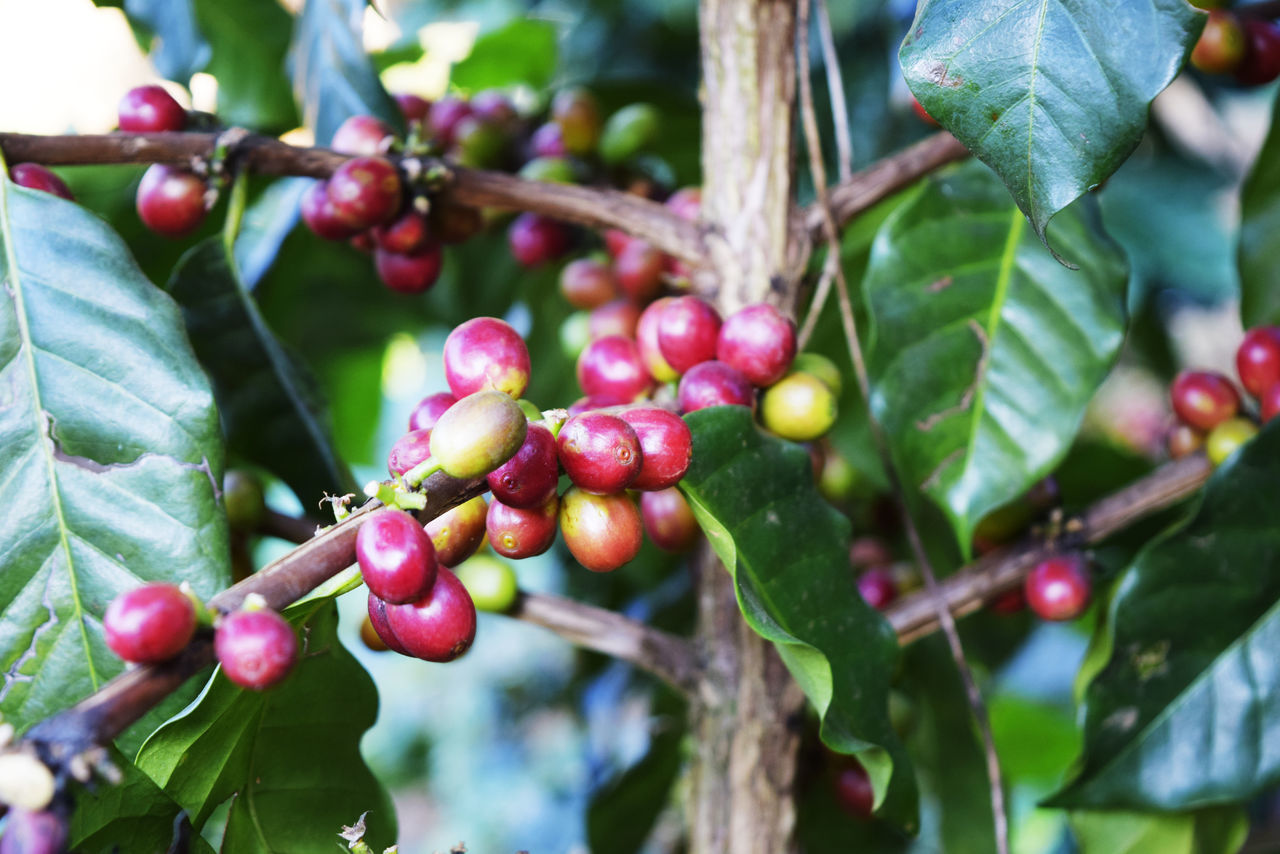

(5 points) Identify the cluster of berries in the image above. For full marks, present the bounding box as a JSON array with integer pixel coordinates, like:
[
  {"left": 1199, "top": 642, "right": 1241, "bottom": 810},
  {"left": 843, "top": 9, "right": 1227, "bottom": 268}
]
[
  {"left": 1166, "top": 325, "right": 1280, "bottom": 464},
  {"left": 1191, "top": 10, "right": 1280, "bottom": 84}
]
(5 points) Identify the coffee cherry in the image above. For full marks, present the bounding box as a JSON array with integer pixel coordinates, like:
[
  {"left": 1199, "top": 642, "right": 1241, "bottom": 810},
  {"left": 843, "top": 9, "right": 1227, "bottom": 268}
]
[
  {"left": 559, "top": 487, "right": 644, "bottom": 571},
  {"left": 443, "top": 316, "right": 532, "bottom": 399},
  {"left": 0, "top": 808, "right": 68, "bottom": 854},
  {"left": 509, "top": 213, "right": 571, "bottom": 268},
  {"left": 857, "top": 567, "right": 898, "bottom": 611},
  {"left": 373, "top": 210, "right": 432, "bottom": 254},
  {"left": 1024, "top": 555, "right": 1091, "bottom": 621},
  {"left": 429, "top": 390, "right": 528, "bottom": 479},
  {"left": 328, "top": 157, "right": 402, "bottom": 230},
  {"left": 1170, "top": 370, "right": 1239, "bottom": 431},
  {"left": 387, "top": 428, "right": 434, "bottom": 476},
  {"left": 633, "top": 299, "right": 679, "bottom": 383},
  {"left": 717, "top": 304, "right": 797, "bottom": 387},
  {"left": 910, "top": 96, "right": 940, "bottom": 127},
  {"left": 367, "top": 593, "right": 409, "bottom": 655},
  {"left": 833, "top": 761, "right": 874, "bottom": 818},
  {"left": 1237, "top": 18, "right": 1280, "bottom": 85},
  {"left": 589, "top": 299, "right": 642, "bottom": 340},
  {"left": 639, "top": 487, "right": 699, "bottom": 552},
  {"left": 428, "top": 200, "right": 484, "bottom": 245},
  {"left": 530, "top": 122, "right": 569, "bottom": 158},
  {"left": 1263, "top": 384, "right": 1280, "bottom": 423},
  {"left": 118, "top": 84, "right": 186, "bottom": 133},
  {"left": 452, "top": 116, "right": 509, "bottom": 168},
  {"left": 658, "top": 296, "right": 722, "bottom": 374},
  {"left": 383, "top": 567, "right": 477, "bottom": 662},
  {"left": 375, "top": 244, "right": 444, "bottom": 294},
  {"left": 519, "top": 156, "right": 577, "bottom": 185},
  {"left": 665, "top": 186, "right": 701, "bottom": 221},
  {"left": 560, "top": 257, "right": 619, "bottom": 309},
  {"left": 1192, "top": 10, "right": 1247, "bottom": 74},
  {"left": 425, "top": 495, "right": 488, "bottom": 567},
  {"left": 849, "top": 537, "right": 893, "bottom": 569},
  {"left": 614, "top": 239, "right": 665, "bottom": 302},
  {"left": 616, "top": 407, "right": 693, "bottom": 490},
  {"left": 1236, "top": 326, "right": 1280, "bottom": 397},
  {"left": 471, "top": 90, "right": 518, "bottom": 127},
  {"left": 577, "top": 335, "right": 654, "bottom": 403},
  {"left": 487, "top": 422, "right": 559, "bottom": 508},
  {"left": 487, "top": 494, "right": 559, "bottom": 559},
  {"left": 104, "top": 583, "right": 198, "bottom": 664},
  {"left": 454, "top": 554, "right": 519, "bottom": 613},
  {"left": 409, "top": 392, "right": 457, "bottom": 432},
  {"left": 300, "top": 180, "right": 359, "bottom": 240},
  {"left": 426, "top": 96, "right": 473, "bottom": 147},
  {"left": 677, "top": 361, "right": 755, "bottom": 412},
  {"left": 223, "top": 470, "right": 266, "bottom": 533},
  {"left": 331, "top": 115, "right": 394, "bottom": 156},
  {"left": 990, "top": 587, "right": 1027, "bottom": 615},
  {"left": 10, "top": 164, "right": 74, "bottom": 201},
  {"left": 603, "top": 228, "right": 633, "bottom": 259},
  {"left": 359, "top": 614, "right": 391, "bottom": 652},
  {"left": 558, "top": 412, "right": 643, "bottom": 494},
  {"left": 394, "top": 94, "right": 431, "bottom": 124},
  {"left": 136, "top": 165, "right": 206, "bottom": 238},
  {"left": 215, "top": 608, "right": 298, "bottom": 690},
  {"left": 1167, "top": 423, "right": 1204, "bottom": 459},
  {"left": 819, "top": 446, "right": 858, "bottom": 502},
  {"left": 356, "top": 508, "right": 438, "bottom": 604},
  {"left": 760, "top": 371, "right": 837, "bottom": 441},
  {"left": 551, "top": 87, "right": 602, "bottom": 155},
  {"left": 1206, "top": 417, "right": 1258, "bottom": 466},
  {"left": 790, "top": 352, "right": 843, "bottom": 397},
  {"left": 600, "top": 102, "right": 660, "bottom": 164}
]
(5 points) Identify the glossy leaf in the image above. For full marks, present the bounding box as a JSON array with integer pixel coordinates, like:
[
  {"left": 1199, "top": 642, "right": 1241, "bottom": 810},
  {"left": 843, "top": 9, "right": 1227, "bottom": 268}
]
[
  {"left": 70, "top": 750, "right": 214, "bottom": 854},
  {"left": 864, "top": 162, "right": 1127, "bottom": 554},
  {"left": 1050, "top": 419, "right": 1280, "bottom": 809},
  {"left": 194, "top": 0, "right": 299, "bottom": 132},
  {"left": 451, "top": 19, "right": 559, "bottom": 91},
  {"left": 0, "top": 177, "right": 228, "bottom": 733},
  {"left": 680, "top": 407, "right": 917, "bottom": 831},
  {"left": 100, "top": 0, "right": 211, "bottom": 83},
  {"left": 166, "top": 238, "right": 356, "bottom": 509},
  {"left": 233, "top": 178, "right": 309, "bottom": 290},
  {"left": 1239, "top": 88, "right": 1280, "bottom": 328},
  {"left": 1069, "top": 807, "right": 1248, "bottom": 854},
  {"left": 137, "top": 599, "right": 395, "bottom": 852},
  {"left": 290, "top": 0, "right": 401, "bottom": 146},
  {"left": 900, "top": 0, "right": 1200, "bottom": 249}
]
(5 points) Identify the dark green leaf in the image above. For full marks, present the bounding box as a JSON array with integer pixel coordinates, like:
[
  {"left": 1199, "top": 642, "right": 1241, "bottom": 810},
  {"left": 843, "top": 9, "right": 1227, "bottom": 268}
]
[
  {"left": 137, "top": 599, "right": 395, "bottom": 852},
  {"left": 70, "top": 750, "right": 214, "bottom": 854},
  {"left": 1240, "top": 88, "right": 1280, "bottom": 328},
  {"left": 167, "top": 238, "right": 356, "bottom": 509},
  {"left": 864, "top": 162, "right": 1127, "bottom": 554},
  {"left": 291, "top": 0, "right": 402, "bottom": 146},
  {"left": 194, "top": 0, "right": 299, "bottom": 132},
  {"left": 900, "top": 0, "right": 1201, "bottom": 250},
  {"left": 233, "top": 178, "right": 310, "bottom": 290},
  {"left": 680, "top": 407, "right": 917, "bottom": 831},
  {"left": 1050, "top": 419, "right": 1280, "bottom": 809},
  {"left": 1069, "top": 806, "right": 1248, "bottom": 854},
  {"left": 0, "top": 177, "right": 228, "bottom": 733},
  {"left": 450, "top": 18, "right": 559, "bottom": 92}
]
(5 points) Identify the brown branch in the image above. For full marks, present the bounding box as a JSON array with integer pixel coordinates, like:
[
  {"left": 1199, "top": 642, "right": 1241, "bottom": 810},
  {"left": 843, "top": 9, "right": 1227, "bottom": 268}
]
[
  {"left": 803, "top": 131, "right": 969, "bottom": 241},
  {"left": 885, "top": 453, "right": 1213, "bottom": 644},
  {"left": 0, "top": 132, "right": 706, "bottom": 264}
]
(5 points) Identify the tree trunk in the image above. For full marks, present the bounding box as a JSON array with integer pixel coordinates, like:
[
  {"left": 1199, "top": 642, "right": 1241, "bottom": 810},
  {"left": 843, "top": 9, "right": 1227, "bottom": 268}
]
[{"left": 687, "top": 2, "right": 808, "bottom": 852}]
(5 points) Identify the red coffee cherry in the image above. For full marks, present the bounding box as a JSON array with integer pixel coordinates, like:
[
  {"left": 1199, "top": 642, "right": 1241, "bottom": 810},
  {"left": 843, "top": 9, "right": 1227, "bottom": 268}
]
[
  {"left": 849, "top": 537, "right": 893, "bottom": 569},
  {"left": 588, "top": 299, "right": 642, "bottom": 340},
  {"left": 331, "top": 115, "right": 394, "bottom": 156},
  {"left": 614, "top": 239, "right": 665, "bottom": 302},
  {"left": 471, "top": 90, "right": 518, "bottom": 127},
  {"left": 1170, "top": 370, "right": 1239, "bottom": 431},
  {"left": 328, "top": 156, "right": 402, "bottom": 230},
  {"left": 1236, "top": 326, "right": 1280, "bottom": 398},
  {"left": 104, "top": 583, "right": 197, "bottom": 664},
  {"left": 215, "top": 608, "right": 298, "bottom": 690},
  {"left": 0, "top": 807, "right": 69, "bottom": 854},
  {"left": 636, "top": 297, "right": 680, "bottom": 383},
  {"left": 616, "top": 407, "right": 693, "bottom": 490},
  {"left": 373, "top": 210, "right": 432, "bottom": 254},
  {"left": 717, "top": 303, "right": 797, "bottom": 387},
  {"left": 1263, "top": 383, "right": 1280, "bottom": 423},
  {"left": 990, "top": 587, "right": 1027, "bottom": 615},
  {"left": 426, "top": 95, "right": 473, "bottom": 147},
  {"left": 387, "top": 428, "right": 433, "bottom": 477},
  {"left": 530, "top": 122, "right": 569, "bottom": 158},
  {"left": 356, "top": 508, "right": 438, "bottom": 605},
  {"left": 665, "top": 186, "right": 701, "bottom": 221},
  {"left": 375, "top": 244, "right": 444, "bottom": 294},
  {"left": 833, "top": 761, "right": 874, "bottom": 818},
  {"left": 425, "top": 495, "right": 489, "bottom": 567},
  {"left": 557, "top": 411, "right": 643, "bottom": 494},
  {"left": 394, "top": 94, "right": 432, "bottom": 124},
  {"left": 136, "top": 165, "right": 206, "bottom": 238},
  {"left": 1024, "top": 555, "right": 1091, "bottom": 621},
  {"left": 300, "top": 179, "right": 360, "bottom": 240},
  {"left": 559, "top": 487, "right": 644, "bottom": 572},
  {"left": 677, "top": 361, "right": 755, "bottom": 412},
  {"left": 857, "top": 567, "right": 898, "bottom": 611},
  {"left": 443, "top": 316, "right": 532, "bottom": 399},
  {"left": 429, "top": 201, "right": 485, "bottom": 245},
  {"left": 1191, "top": 10, "right": 1246, "bottom": 74},
  {"left": 487, "top": 494, "right": 560, "bottom": 559},
  {"left": 118, "top": 84, "right": 187, "bottom": 133},
  {"left": 1236, "top": 18, "right": 1280, "bottom": 85},
  {"left": 639, "top": 487, "right": 699, "bottom": 552},
  {"left": 10, "top": 164, "right": 74, "bottom": 200},
  {"left": 409, "top": 391, "right": 458, "bottom": 432},
  {"left": 658, "top": 296, "right": 722, "bottom": 374},
  {"left": 487, "top": 422, "right": 560, "bottom": 509},
  {"left": 367, "top": 594, "right": 409, "bottom": 655},
  {"left": 560, "top": 256, "right": 619, "bottom": 309},
  {"left": 577, "top": 335, "right": 654, "bottom": 403},
  {"left": 508, "top": 213, "right": 571, "bottom": 268},
  {"left": 383, "top": 567, "right": 477, "bottom": 662}
]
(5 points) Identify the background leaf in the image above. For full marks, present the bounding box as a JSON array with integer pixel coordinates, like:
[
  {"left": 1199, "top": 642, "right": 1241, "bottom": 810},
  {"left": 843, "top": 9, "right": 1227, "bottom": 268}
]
[
  {"left": 679, "top": 407, "right": 917, "bottom": 831},
  {"left": 1239, "top": 89, "right": 1280, "bottom": 328},
  {"left": 1051, "top": 419, "right": 1280, "bottom": 810},
  {"left": 0, "top": 178, "right": 228, "bottom": 734},
  {"left": 1069, "top": 806, "right": 1248, "bottom": 854},
  {"left": 900, "top": 0, "right": 1200, "bottom": 248},
  {"left": 166, "top": 238, "right": 356, "bottom": 510},
  {"left": 233, "top": 178, "right": 310, "bottom": 291},
  {"left": 193, "top": 0, "right": 299, "bottom": 132},
  {"left": 864, "top": 162, "right": 1127, "bottom": 554},
  {"left": 94, "top": 0, "right": 211, "bottom": 83},
  {"left": 450, "top": 18, "right": 559, "bottom": 92}
]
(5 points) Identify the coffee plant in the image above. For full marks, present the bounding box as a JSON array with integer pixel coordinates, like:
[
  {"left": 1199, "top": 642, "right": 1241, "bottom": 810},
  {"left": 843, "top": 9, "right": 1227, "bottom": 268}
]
[{"left": 1, "top": 0, "right": 1279, "bottom": 851}]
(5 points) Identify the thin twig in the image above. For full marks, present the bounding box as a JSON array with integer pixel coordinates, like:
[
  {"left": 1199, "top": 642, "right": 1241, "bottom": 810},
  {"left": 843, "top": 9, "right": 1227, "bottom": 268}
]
[
  {"left": 0, "top": 132, "right": 706, "bottom": 264},
  {"left": 815, "top": 0, "right": 854, "bottom": 182},
  {"left": 796, "top": 3, "right": 1007, "bottom": 850}
]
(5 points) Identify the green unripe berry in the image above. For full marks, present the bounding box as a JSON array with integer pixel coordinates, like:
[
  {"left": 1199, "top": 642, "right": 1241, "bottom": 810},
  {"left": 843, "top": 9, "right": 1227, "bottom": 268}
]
[
  {"left": 519, "top": 156, "right": 577, "bottom": 185},
  {"left": 454, "top": 554, "right": 519, "bottom": 613},
  {"left": 223, "top": 470, "right": 266, "bottom": 532},
  {"left": 1206, "top": 417, "right": 1258, "bottom": 466},
  {"left": 599, "top": 103, "right": 660, "bottom": 164},
  {"left": 760, "top": 371, "right": 838, "bottom": 441},
  {"left": 789, "top": 352, "right": 842, "bottom": 397},
  {"left": 429, "top": 390, "right": 528, "bottom": 479}
]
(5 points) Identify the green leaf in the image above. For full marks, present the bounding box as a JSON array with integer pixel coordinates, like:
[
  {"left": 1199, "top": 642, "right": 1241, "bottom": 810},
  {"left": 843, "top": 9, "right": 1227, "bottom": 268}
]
[
  {"left": 1069, "top": 806, "right": 1248, "bottom": 854},
  {"left": 864, "top": 162, "right": 1127, "bottom": 554},
  {"left": 1050, "top": 419, "right": 1280, "bottom": 809},
  {"left": 0, "top": 177, "right": 228, "bottom": 733},
  {"left": 450, "top": 18, "right": 559, "bottom": 92},
  {"left": 291, "top": 0, "right": 402, "bottom": 146},
  {"left": 99, "top": 0, "right": 211, "bottom": 83},
  {"left": 70, "top": 750, "right": 214, "bottom": 854},
  {"left": 233, "top": 178, "right": 310, "bottom": 290},
  {"left": 137, "top": 599, "right": 395, "bottom": 852},
  {"left": 1240, "top": 89, "right": 1280, "bottom": 328},
  {"left": 166, "top": 238, "right": 356, "bottom": 510},
  {"left": 194, "top": 0, "right": 299, "bottom": 132},
  {"left": 900, "top": 0, "right": 1201, "bottom": 251},
  {"left": 679, "top": 407, "right": 917, "bottom": 831}
]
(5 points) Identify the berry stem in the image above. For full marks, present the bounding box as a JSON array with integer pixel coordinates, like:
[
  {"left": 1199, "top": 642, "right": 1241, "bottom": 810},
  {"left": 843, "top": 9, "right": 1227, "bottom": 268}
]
[
  {"left": 221, "top": 170, "right": 248, "bottom": 253},
  {"left": 401, "top": 456, "right": 443, "bottom": 488}
]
